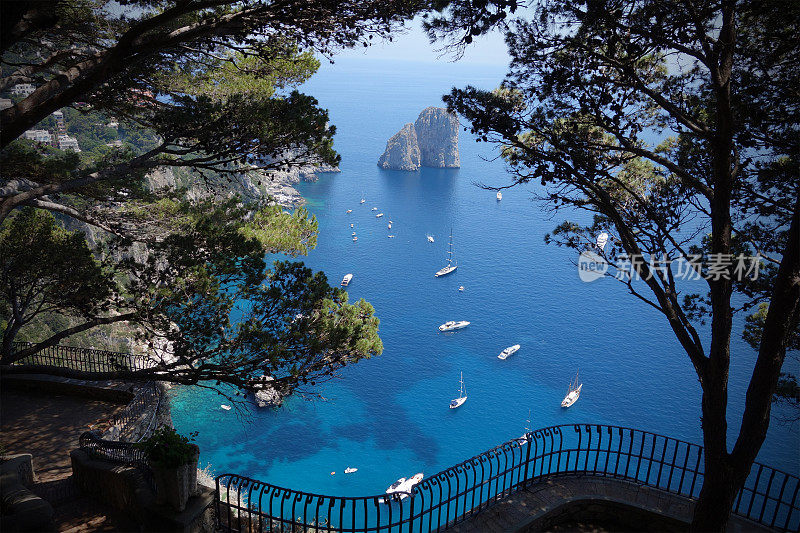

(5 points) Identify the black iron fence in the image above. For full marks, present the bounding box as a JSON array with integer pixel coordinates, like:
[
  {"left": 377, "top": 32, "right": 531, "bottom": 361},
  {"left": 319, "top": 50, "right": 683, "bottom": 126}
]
[
  {"left": 79, "top": 430, "right": 155, "bottom": 490},
  {"left": 109, "top": 381, "right": 163, "bottom": 442},
  {"left": 10, "top": 341, "right": 152, "bottom": 373},
  {"left": 215, "top": 424, "right": 800, "bottom": 532}
]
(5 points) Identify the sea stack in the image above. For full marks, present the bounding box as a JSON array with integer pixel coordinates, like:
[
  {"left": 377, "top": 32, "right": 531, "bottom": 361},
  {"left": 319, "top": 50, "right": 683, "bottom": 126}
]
[{"left": 378, "top": 107, "right": 459, "bottom": 171}]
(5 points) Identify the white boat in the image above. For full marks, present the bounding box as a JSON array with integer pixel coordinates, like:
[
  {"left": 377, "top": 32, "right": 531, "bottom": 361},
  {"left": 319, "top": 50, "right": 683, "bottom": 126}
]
[
  {"left": 496, "top": 191, "right": 502, "bottom": 201},
  {"left": 388, "top": 223, "right": 392, "bottom": 229},
  {"left": 352, "top": 236, "right": 358, "bottom": 242},
  {"left": 371, "top": 207, "right": 377, "bottom": 211},
  {"left": 434, "top": 230, "right": 458, "bottom": 277},
  {"left": 376, "top": 213, "right": 384, "bottom": 218},
  {"left": 498, "top": 344, "right": 521, "bottom": 360},
  {"left": 450, "top": 372, "right": 467, "bottom": 409},
  {"left": 459, "top": 286, "right": 465, "bottom": 292},
  {"left": 350, "top": 223, "right": 354, "bottom": 228},
  {"left": 596, "top": 232, "right": 609, "bottom": 251},
  {"left": 341, "top": 274, "right": 353, "bottom": 286},
  {"left": 427, "top": 234, "right": 435, "bottom": 243},
  {"left": 346, "top": 209, "right": 353, "bottom": 214},
  {"left": 561, "top": 372, "right": 582, "bottom": 408},
  {"left": 352, "top": 232, "right": 356, "bottom": 236},
  {"left": 386, "top": 477, "right": 406, "bottom": 494},
  {"left": 388, "top": 235, "right": 396, "bottom": 238},
  {"left": 360, "top": 199, "right": 366, "bottom": 204},
  {"left": 389, "top": 220, "right": 393, "bottom": 224},
  {"left": 221, "top": 404, "right": 231, "bottom": 411},
  {"left": 344, "top": 467, "right": 358, "bottom": 474},
  {"left": 439, "top": 320, "right": 470, "bottom": 332}
]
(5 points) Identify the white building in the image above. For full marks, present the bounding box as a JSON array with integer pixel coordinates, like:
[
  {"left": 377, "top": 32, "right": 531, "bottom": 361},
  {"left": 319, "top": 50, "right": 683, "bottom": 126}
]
[
  {"left": 57, "top": 134, "right": 81, "bottom": 152},
  {"left": 23, "top": 129, "right": 52, "bottom": 143},
  {"left": 11, "top": 83, "right": 35, "bottom": 97},
  {"left": 106, "top": 140, "right": 123, "bottom": 148},
  {"left": 52, "top": 110, "right": 66, "bottom": 134}
]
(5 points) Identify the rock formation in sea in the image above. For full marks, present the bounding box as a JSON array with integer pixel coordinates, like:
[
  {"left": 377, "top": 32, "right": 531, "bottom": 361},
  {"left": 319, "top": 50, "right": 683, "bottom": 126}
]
[
  {"left": 377, "top": 123, "right": 420, "bottom": 171},
  {"left": 378, "top": 107, "right": 459, "bottom": 171}
]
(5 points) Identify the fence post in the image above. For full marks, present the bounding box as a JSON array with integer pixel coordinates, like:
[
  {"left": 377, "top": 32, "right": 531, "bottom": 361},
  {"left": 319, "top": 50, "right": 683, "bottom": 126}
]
[{"left": 522, "top": 435, "right": 532, "bottom": 489}]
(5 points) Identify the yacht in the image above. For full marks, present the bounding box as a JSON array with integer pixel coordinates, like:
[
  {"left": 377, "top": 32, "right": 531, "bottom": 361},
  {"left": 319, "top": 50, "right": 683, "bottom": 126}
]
[
  {"left": 427, "top": 234, "right": 435, "bottom": 243},
  {"left": 561, "top": 372, "right": 582, "bottom": 408},
  {"left": 220, "top": 404, "right": 231, "bottom": 411},
  {"left": 376, "top": 213, "right": 384, "bottom": 218},
  {"left": 498, "top": 344, "right": 521, "bottom": 360},
  {"left": 434, "top": 230, "right": 458, "bottom": 277},
  {"left": 371, "top": 207, "right": 378, "bottom": 211},
  {"left": 387, "top": 473, "right": 423, "bottom": 500},
  {"left": 386, "top": 477, "right": 406, "bottom": 495},
  {"left": 341, "top": 274, "right": 353, "bottom": 286},
  {"left": 450, "top": 372, "right": 467, "bottom": 409},
  {"left": 596, "top": 232, "right": 609, "bottom": 251},
  {"left": 344, "top": 467, "right": 358, "bottom": 474},
  {"left": 439, "top": 320, "right": 470, "bottom": 332},
  {"left": 387, "top": 235, "right": 396, "bottom": 238},
  {"left": 496, "top": 191, "right": 502, "bottom": 201}
]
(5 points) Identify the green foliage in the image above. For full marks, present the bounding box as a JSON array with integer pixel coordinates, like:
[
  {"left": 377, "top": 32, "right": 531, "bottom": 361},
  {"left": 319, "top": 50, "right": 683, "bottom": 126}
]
[
  {"left": 0, "top": 209, "right": 116, "bottom": 345},
  {"left": 138, "top": 427, "right": 198, "bottom": 469}
]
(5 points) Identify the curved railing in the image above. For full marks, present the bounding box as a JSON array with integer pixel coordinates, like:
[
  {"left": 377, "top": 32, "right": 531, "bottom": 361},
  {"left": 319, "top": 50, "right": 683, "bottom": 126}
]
[
  {"left": 10, "top": 341, "right": 152, "bottom": 373},
  {"left": 79, "top": 430, "right": 155, "bottom": 490},
  {"left": 215, "top": 424, "right": 800, "bottom": 532}
]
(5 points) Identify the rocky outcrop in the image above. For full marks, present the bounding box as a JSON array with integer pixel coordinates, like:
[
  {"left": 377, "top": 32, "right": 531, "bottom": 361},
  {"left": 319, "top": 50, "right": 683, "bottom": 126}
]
[
  {"left": 252, "top": 375, "right": 283, "bottom": 408},
  {"left": 377, "top": 123, "right": 420, "bottom": 171},
  {"left": 378, "top": 107, "right": 459, "bottom": 171},
  {"left": 415, "top": 107, "right": 460, "bottom": 168}
]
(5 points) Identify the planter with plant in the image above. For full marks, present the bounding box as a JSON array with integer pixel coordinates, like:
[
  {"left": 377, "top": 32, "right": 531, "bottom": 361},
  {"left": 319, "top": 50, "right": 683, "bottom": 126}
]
[{"left": 138, "top": 427, "right": 199, "bottom": 511}]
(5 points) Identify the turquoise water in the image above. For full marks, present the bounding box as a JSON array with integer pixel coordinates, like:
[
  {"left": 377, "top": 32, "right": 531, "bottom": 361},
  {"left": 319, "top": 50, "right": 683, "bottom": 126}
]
[{"left": 171, "top": 58, "right": 799, "bottom": 496}]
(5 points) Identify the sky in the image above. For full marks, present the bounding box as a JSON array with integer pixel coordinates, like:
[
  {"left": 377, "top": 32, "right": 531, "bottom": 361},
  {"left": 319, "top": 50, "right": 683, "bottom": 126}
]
[{"left": 334, "top": 17, "right": 511, "bottom": 66}]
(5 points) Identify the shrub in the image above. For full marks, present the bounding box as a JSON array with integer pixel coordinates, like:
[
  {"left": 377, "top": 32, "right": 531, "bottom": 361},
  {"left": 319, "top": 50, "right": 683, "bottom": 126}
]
[{"left": 138, "top": 426, "right": 198, "bottom": 468}]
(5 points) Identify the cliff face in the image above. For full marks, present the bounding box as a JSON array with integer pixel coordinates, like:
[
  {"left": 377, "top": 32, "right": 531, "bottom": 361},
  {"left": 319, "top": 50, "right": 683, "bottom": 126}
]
[
  {"left": 415, "top": 107, "right": 460, "bottom": 168},
  {"left": 377, "top": 123, "right": 420, "bottom": 171},
  {"left": 378, "top": 107, "right": 459, "bottom": 171}
]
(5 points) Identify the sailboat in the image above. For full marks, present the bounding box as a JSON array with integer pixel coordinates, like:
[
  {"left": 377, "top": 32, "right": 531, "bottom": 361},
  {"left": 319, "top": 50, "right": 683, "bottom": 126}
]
[
  {"left": 450, "top": 372, "right": 467, "bottom": 409},
  {"left": 427, "top": 234, "right": 435, "bottom": 243},
  {"left": 561, "top": 372, "right": 582, "bottom": 408},
  {"left": 434, "top": 230, "right": 458, "bottom": 277}
]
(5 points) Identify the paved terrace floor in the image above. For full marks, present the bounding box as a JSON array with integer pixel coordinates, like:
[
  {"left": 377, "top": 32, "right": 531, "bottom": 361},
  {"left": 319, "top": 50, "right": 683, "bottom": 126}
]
[
  {"left": 445, "top": 475, "right": 771, "bottom": 532},
  {"left": 1, "top": 379, "right": 140, "bottom": 531}
]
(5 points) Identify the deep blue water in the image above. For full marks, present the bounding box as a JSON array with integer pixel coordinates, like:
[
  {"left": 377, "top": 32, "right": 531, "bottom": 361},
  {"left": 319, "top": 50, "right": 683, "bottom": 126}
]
[{"left": 172, "top": 58, "right": 799, "bottom": 495}]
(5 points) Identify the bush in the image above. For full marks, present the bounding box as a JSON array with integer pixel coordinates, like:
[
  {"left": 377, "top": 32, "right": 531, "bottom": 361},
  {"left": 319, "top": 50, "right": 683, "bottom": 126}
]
[{"left": 138, "top": 426, "right": 198, "bottom": 468}]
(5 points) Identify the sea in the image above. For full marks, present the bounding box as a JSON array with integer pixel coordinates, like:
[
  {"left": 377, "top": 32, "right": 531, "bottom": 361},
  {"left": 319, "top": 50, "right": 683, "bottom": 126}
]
[{"left": 171, "top": 57, "right": 799, "bottom": 496}]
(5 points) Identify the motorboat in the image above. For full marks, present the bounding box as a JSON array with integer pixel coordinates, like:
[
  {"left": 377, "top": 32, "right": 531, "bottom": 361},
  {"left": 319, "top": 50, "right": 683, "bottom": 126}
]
[
  {"left": 458, "top": 286, "right": 465, "bottom": 292},
  {"left": 388, "top": 223, "right": 392, "bottom": 229},
  {"left": 386, "top": 473, "right": 423, "bottom": 500},
  {"left": 221, "top": 404, "right": 231, "bottom": 411},
  {"left": 352, "top": 236, "right": 358, "bottom": 242},
  {"left": 376, "top": 213, "right": 384, "bottom": 218},
  {"left": 346, "top": 209, "right": 353, "bottom": 214},
  {"left": 351, "top": 232, "right": 356, "bottom": 236},
  {"left": 386, "top": 477, "right": 406, "bottom": 494},
  {"left": 344, "top": 467, "right": 358, "bottom": 474},
  {"left": 449, "top": 372, "right": 467, "bottom": 409},
  {"left": 341, "top": 274, "right": 353, "bottom": 286},
  {"left": 371, "top": 207, "right": 378, "bottom": 211},
  {"left": 496, "top": 191, "right": 502, "bottom": 201},
  {"left": 388, "top": 235, "right": 396, "bottom": 238},
  {"left": 439, "top": 320, "right": 470, "bottom": 332},
  {"left": 561, "top": 372, "right": 582, "bottom": 408},
  {"left": 427, "top": 234, "right": 435, "bottom": 243},
  {"left": 350, "top": 223, "right": 354, "bottom": 228},
  {"left": 498, "top": 344, "right": 521, "bottom": 360},
  {"left": 434, "top": 230, "right": 458, "bottom": 277},
  {"left": 360, "top": 197, "right": 366, "bottom": 204}
]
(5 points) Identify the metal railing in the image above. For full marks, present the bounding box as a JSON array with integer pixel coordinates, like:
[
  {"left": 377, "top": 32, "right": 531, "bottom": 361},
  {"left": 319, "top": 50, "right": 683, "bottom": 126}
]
[
  {"left": 79, "top": 430, "right": 155, "bottom": 490},
  {"left": 106, "top": 381, "right": 163, "bottom": 442},
  {"left": 10, "top": 341, "right": 152, "bottom": 373},
  {"left": 215, "top": 424, "right": 800, "bottom": 532}
]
